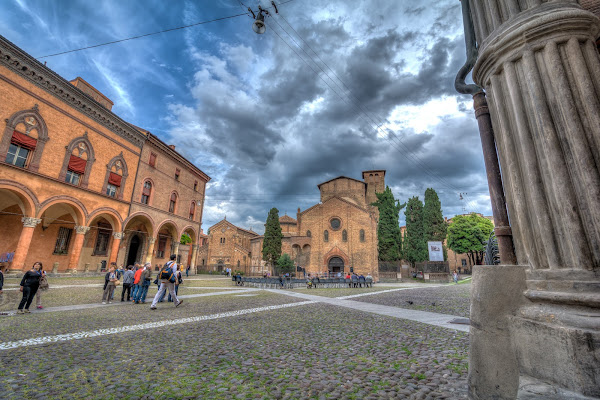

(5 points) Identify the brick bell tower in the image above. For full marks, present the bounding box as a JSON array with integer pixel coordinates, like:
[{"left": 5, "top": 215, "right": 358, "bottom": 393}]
[{"left": 362, "top": 170, "right": 386, "bottom": 210}]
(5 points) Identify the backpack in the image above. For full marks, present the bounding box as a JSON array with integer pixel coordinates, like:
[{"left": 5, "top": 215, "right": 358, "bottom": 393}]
[{"left": 159, "top": 262, "right": 175, "bottom": 282}]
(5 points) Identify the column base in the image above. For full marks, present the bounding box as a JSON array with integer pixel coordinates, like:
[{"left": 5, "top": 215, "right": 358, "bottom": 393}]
[
  {"left": 517, "top": 375, "right": 598, "bottom": 400},
  {"left": 468, "top": 265, "right": 528, "bottom": 400},
  {"left": 65, "top": 268, "right": 78, "bottom": 274},
  {"left": 512, "top": 302, "right": 600, "bottom": 397}
]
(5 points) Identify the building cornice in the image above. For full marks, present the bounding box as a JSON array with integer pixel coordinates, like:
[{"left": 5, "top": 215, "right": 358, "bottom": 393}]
[{"left": 0, "top": 35, "right": 146, "bottom": 148}]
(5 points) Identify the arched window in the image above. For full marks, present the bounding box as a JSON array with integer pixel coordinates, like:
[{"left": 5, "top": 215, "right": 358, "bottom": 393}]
[
  {"left": 324, "top": 230, "right": 329, "bottom": 242},
  {"left": 59, "top": 135, "right": 95, "bottom": 188},
  {"left": 189, "top": 201, "right": 196, "bottom": 220},
  {"left": 141, "top": 180, "right": 152, "bottom": 205},
  {"left": 102, "top": 154, "right": 128, "bottom": 200},
  {"left": 306, "top": 230, "right": 311, "bottom": 237},
  {"left": 169, "top": 192, "right": 178, "bottom": 213},
  {"left": 360, "top": 229, "right": 365, "bottom": 242},
  {"left": 0, "top": 106, "right": 49, "bottom": 173},
  {"left": 342, "top": 229, "right": 347, "bottom": 242}
]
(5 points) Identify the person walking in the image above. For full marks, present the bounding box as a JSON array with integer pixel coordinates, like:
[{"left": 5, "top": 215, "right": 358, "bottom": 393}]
[
  {"left": 131, "top": 265, "right": 144, "bottom": 303},
  {"left": 35, "top": 268, "right": 48, "bottom": 309},
  {"left": 137, "top": 263, "right": 152, "bottom": 304},
  {"left": 121, "top": 266, "right": 135, "bottom": 302},
  {"left": 17, "top": 262, "right": 42, "bottom": 314},
  {"left": 186, "top": 265, "right": 190, "bottom": 278},
  {"left": 168, "top": 269, "right": 183, "bottom": 302},
  {"left": 453, "top": 270, "right": 459, "bottom": 284},
  {"left": 102, "top": 266, "right": 117, "bottom": 304},
  {"left": 150, "top": 255, "right": 183, "bottom": 309}
]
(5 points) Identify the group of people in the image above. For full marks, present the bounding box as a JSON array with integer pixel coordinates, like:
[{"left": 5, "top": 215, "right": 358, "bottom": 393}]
[
  {"left": 101, "top": 262, "right": 153, "bottom": 304},
  {"left": 306, "top": 272, "right": 373, "bottom": 288},
  {"left": 102, "top": 255, "right": 184, "bottom": 309}
]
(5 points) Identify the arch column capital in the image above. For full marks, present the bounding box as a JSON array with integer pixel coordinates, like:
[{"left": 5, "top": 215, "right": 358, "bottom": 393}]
[
  {"left": 74, "top": 225, "right": 90, "bottom": 235},
  {"left": 21, "top": 217, "right": 41, "bottom": 228},
  {"left": 112, "top": 231, "right": 125, "bottom": 240}
]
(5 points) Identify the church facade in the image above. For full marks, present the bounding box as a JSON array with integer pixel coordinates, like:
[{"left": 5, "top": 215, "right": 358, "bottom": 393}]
[{"left": 251, "top": 170, "right": 384, "bottom": 279}]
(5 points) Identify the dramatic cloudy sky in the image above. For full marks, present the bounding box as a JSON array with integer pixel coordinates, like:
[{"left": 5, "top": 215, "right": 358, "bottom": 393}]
[{"left": 2, "top": 0, "right": 493, "bottom": 233}]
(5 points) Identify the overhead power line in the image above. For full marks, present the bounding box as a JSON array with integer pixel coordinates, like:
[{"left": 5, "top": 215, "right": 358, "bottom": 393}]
[{"left": 37, "top": 13, "right": 243, "bottom": 59}]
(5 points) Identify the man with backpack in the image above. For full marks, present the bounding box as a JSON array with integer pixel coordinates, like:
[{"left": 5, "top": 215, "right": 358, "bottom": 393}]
[{"left": 150, "top": 254, "right": 183, "bottom": 309}]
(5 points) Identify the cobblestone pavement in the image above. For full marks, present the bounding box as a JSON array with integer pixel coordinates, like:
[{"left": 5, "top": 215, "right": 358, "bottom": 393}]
[
  {"left": 0, "top": 280, "right": 469, "bottom": 399},
  {"left": 351, "top": 284, "right": 472, "bottom": 318}
]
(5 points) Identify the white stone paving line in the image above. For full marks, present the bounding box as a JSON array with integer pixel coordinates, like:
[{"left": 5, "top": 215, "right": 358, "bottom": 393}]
[
  {"left": 0, "top": 301, "right": 317, "bottom": 351},
  {"left": 336, "top": 285, "right": 448, "bottom": 300},
  {"left": 268, "top": 289, "right": 470, "bottom": 333}
]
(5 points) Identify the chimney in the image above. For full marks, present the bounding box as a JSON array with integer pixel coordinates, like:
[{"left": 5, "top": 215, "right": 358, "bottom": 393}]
[{"left": 169, "top": 145, "right": 176, "bottom": 150}]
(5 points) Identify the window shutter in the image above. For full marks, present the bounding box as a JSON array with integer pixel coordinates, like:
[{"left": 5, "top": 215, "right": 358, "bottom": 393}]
[
  {"left": 11, "top": 130, "right": 37, "bottom": 150},
  {"left": 142, "top": 184, "right": 151, "bottom": 196},
  {"left": 67, "top": 155, "right": 87, "bottom": 174},
  {"left": 108, "top": 172, "right": 122, "bottom": 186}
]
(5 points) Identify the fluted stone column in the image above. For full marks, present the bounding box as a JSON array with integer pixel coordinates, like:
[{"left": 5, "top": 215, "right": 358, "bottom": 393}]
[
  {"left": 190, "top": 244, "right": 199, "bottom": 273},
  {"left": 109, "top": 232, "right": 124, "bottom": 266},
  {"left": 469, "top": 1, "right": 600, "bottom": 397},
  {"left": 145, "top": 237, "right": 156, "bottom": 264},
  {"left": 68, "top": 226, "right": 90, "bottom": 272},
  {"left": 11, "top": 217, "right": 41, "bottom": 271}
]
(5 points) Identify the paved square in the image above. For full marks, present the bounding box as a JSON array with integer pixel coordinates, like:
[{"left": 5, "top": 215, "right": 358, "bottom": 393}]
[{"left": 0, "top": 277, "right": 470, "bottom": 399}]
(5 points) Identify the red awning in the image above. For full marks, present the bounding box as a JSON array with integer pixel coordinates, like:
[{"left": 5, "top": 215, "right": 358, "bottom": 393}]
[
  {"left": 142, "top": 186, "right": 151, "bottom": 196},
  {"left": 108, "top": 172, "right": 122, "bottom": 187},
  {"left": 67, "top": 155, "right": 86, "bottom": 174},
  {"left": 11, "top": 130, "right": 37, "bottom": 150}
]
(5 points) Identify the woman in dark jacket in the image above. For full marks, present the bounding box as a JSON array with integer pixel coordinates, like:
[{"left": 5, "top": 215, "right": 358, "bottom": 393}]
[{"left": 17, "top": 261, "right": 42, "bottom": 314}]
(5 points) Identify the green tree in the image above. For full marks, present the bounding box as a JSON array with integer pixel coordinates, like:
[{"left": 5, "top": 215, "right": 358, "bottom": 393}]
[
  {"left": 276, "top": 253, "right": 294, "bottom": 275},
  {"left": 371, "top": 186, "right": 406, "bottom": 261},
  {"left": 447, "top": 213, "right": 494, "bottom": 266},
  {"left": 423, "top": 188, "right": 448, "bottom": 260},
  {"left": 404, "top": 196, "right": 428, "bottom": 266},
  {"left": 180, "top": 233, "right": 192, "bottom": 245},
  {"left": 262, "top": 207, "right": 283, "bottom": 270}
]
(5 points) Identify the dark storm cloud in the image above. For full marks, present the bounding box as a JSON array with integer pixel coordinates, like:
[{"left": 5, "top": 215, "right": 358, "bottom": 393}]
[{"left": 167, "top": 0, "right": 491, "bottom": 230}]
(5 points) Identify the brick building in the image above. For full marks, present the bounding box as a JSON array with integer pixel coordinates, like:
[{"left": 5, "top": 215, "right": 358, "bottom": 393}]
[
  {"left": 0, "top": 35, "right": 209, "bottom": 273},
  {"left": 197, "top": 219, "right": 259, "bottom": 274},
  {"left": 123, "top": 130, "right": 209, "bottom": 272},
  {"left": 245, "top": 171, "right": 384, "bottom": 279}
]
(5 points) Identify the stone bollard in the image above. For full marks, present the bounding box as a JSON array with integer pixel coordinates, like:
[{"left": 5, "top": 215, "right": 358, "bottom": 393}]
[
  {"left": 52, "top": 262, "right": 59, "bottom": 274},
  {"left": 84, "top": 263, "right": 90, "bottom": 273},
  {"left": 468, "top": 265, "right": 527, "bottom": 400},
  {"left": 96, "top": 262, "right": 102, "bottom": 273}
]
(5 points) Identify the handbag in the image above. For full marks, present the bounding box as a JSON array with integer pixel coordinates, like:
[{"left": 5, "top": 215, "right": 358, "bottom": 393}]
[
  {"left": 114, "top": 279, "right": 120, "bottom": 286},
  {"left": 39, "top": 275, "right": 49, "bottom": 290}
]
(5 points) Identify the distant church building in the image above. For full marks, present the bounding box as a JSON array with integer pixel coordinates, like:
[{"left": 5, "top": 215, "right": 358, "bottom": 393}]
[{"left": 199, "top": 170, "right": 384, "bottom": 279}]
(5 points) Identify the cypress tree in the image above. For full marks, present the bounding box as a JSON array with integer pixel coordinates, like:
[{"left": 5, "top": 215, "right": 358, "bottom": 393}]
[
  {"left": 371, "top": 186, "right": 405, "bottom": 261},
  {"left": 404, "top": 196, "right": 428, "bottom": 266},
  {"left": 423, "top": 188, "right": 448, "bottom": 259},
  {"left": 262, "top": 208, "right": 283, "bottom": 270}
]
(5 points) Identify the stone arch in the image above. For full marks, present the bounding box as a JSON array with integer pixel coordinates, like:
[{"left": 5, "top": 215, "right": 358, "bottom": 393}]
[
  {"left": 180, "top": 225, "right": 198, "bottom": 243},
  {"left": 87, "top": 207, "right": 123, "bottom": 232},
  {"left": 0, "top": 105, "right": 49, "bottom": 172},
  {"left": 58, "top": 133, "right": 96, "bottom": 188},
  {"left": 102, "top": 153, "right": 128, "bottom": 200},
  {"left": 38, "top": 196, "right": 87, "bottom": 226},
  {"left": 123, "top": 211, "right": 156, "bottom": 237},
  {"left": 156, "top": 219, "right": 179, "bottom": 259},
  {"left": 0, "top": 180, "right": 38, "bottom": 217},
  {"left": 323, "top": 246, "right": 350, "bottom": 269},
  {"left": 156, "top": 219, "right": 178, "bottom": 239}
]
